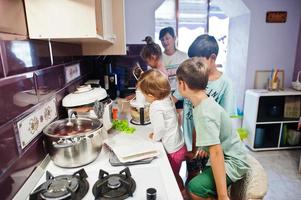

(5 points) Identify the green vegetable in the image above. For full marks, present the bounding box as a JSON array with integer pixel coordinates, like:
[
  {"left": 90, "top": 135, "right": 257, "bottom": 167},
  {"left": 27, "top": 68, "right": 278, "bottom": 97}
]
[{"left": 112, "top": 120, "right": 136, "bottom": 134}]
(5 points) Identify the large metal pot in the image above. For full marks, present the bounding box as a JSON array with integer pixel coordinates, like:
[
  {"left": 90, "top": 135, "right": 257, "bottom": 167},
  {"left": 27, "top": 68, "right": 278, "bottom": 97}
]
[{"left": 43, "top": 117, "right": 104, "bottom": 168}]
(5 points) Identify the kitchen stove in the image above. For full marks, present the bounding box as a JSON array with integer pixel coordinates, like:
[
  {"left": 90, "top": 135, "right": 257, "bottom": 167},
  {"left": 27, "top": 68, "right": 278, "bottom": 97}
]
[
  {"left": 92, "top": 167, "right": 136, "bottom": 200},
  {"left": 29, "top": 169, "right": 89, "bottom": 200}
]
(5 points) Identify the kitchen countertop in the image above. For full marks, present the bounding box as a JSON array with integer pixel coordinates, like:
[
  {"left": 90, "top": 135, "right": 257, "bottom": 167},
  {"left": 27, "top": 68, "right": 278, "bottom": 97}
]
[{"left": 14, "top": 120, "right": 183, "bottom": 200}]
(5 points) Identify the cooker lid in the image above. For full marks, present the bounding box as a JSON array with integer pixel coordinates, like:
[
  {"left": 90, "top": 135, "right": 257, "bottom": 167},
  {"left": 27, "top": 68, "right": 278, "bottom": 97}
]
[
  {"left": 62, "top": 85, "right": 108, "bottom": 107},
  {"left": 43, "top": 118, "right": 102, "bottom": 138}
]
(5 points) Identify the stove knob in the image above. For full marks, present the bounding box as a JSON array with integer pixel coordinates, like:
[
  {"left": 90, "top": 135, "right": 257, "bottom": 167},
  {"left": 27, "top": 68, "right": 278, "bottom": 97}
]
[{"left": 146, "top": 188, "right": 156, "bottom": 200}]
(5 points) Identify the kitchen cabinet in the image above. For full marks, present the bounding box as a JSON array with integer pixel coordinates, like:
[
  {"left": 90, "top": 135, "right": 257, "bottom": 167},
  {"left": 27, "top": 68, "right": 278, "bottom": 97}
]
[
  {"left": 24, "top": 0, "right": 126, "bottom": 55},
  {"left": 0, "top": 0, "right": 27, "bottom": 40},
  {"left": 82, "top": 0, "right": 126, "bottom": 55},
  {"left": 243, "top": 89, "right": 301, "bottom": 151}
]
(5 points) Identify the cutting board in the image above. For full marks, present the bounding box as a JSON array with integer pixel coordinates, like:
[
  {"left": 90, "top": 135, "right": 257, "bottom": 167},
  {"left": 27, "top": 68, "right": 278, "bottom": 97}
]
[{"left": 104, "top": 134, "right": 159, "bottom": 162}]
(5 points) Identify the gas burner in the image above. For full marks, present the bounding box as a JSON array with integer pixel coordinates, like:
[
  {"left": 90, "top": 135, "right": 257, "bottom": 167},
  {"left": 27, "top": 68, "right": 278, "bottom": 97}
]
[
  {"left": 92, "top": 167, "right": 136, "bottom": 200},
  {"left": 29, "top": 169, "right": 89, "bottom": 200}
]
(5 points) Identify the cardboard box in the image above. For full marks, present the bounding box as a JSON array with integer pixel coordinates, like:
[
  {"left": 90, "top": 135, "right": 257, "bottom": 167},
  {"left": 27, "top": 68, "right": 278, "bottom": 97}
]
[{"left": 284, "top": 96, "right": 301, "bottom": 118}]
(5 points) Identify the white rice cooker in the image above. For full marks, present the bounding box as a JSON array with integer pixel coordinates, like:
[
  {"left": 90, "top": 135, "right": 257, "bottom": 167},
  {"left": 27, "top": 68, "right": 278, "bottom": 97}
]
[{"left": 62, "top": 84, "right": 113, "bottom": 131}]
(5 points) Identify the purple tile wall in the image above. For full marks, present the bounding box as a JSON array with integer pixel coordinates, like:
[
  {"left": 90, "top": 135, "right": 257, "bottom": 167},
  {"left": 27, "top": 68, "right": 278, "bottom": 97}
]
[
  {"left": 35, "top": 65, "right": 66, "bottom": 102},
  {"left": 109, "top": 44, "right": 148, "bottom": 96},
  {"left": 51, "top": 42, "right": 82, "bottom": 65},
  {"left": 0, "top": 136, "right": 45, "bottom": 200},
  {"left": 2, "top": 40, "right": 51, "bottom": 76},
  {"left": 0, "top": 38, "right": 92, "bottom": 200},
  {"left": 0, "top": 72, "right": 37, "bottom": 126},
  {"left": 0, "top": 47, "right": 3, "bottom": 78},
  {"left": 0, "top": 123, "right": 19, "bottom": 177}
]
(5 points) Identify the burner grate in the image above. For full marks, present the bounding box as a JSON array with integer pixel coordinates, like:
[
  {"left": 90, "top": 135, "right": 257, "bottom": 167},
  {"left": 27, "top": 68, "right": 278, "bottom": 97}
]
[
  {"left": 92, "top": 167, "right": 136, "bottom": 200},
  {"left": 29, "top": 169, "right": 89, "bottom": 200}
]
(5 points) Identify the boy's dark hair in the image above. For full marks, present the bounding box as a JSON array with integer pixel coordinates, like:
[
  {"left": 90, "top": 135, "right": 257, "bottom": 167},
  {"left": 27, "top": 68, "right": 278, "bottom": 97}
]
[
  {"left": 159, "top": 27, "right": 176, "bottom": 40},
  {"left": 176, "top": 57, "right": 208, "bottom": 90},
  {"left": 140, "top": 36, "right": 162, "bottom": 60},
  {"left": 188, "top": 34, "right": 219, "bottom": 59}
]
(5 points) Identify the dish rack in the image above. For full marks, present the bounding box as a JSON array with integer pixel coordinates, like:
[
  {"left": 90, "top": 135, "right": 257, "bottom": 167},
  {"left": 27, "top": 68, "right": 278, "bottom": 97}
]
[{"left": 292, "top": 71, "right": 301, "bottom": 90}]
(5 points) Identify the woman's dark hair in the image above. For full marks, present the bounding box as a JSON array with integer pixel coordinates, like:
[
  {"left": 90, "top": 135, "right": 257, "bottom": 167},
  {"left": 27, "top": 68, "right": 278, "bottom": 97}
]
[
  {"left": 140, "top": 36, "right": 162, "bottom": 60},
  {"left": 188, "top": 34, "right": 219, "bottom": 59},
  {"left": 159, "top": 27, "right": 176, "bottom": 40}
]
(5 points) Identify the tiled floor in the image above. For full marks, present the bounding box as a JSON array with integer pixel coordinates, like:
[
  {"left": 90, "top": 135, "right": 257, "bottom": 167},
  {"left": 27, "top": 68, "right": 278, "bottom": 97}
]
[{"left": 249, "top": 149, "right": 301, "bottom": 200}]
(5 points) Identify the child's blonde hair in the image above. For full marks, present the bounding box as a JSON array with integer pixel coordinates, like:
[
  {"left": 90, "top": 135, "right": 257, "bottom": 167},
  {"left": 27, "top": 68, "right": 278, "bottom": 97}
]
[{"left": 137, "top": 69, "right": 171, "bottom": 100}]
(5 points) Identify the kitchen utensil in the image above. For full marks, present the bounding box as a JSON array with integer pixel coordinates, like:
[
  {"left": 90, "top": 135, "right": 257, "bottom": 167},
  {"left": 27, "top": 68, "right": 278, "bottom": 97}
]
[
  {"left": 129, "top": 90, "right": 150, "bottom": 125},
  {"left": 62, "top": 84, "right": 113, "bottom": 131},
  {"left": 133, "top": 62, "right": 144, "bottom": 80},
  {"left": 104, "top": 63, "right": 118, "bottom": 100},
  {"left": 43, "top": 117, "right": 104, "bottom": 168},
  {"left": 292, "top": 71, "right": 301, "bottom": 90}
]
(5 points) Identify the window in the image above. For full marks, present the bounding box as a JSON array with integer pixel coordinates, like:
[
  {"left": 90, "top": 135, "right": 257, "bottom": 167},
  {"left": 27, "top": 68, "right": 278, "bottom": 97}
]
[
  {"left": 208, "top": 4, "right": 229, "bottom": 67},
  {"left": 178, "top": 0, "right": 208, "bottom": 53},
  {"left": 155, "top": 0, "right": 176, "bottom": 45},
  {"left": 155, "top": 0, "right": 229, "bottom": 67}
]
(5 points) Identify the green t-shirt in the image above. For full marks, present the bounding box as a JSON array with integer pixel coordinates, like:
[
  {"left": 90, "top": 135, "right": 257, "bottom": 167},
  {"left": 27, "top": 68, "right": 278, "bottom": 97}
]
[
  {"left": 206, "top": 73, "right": 236, "bottom": 115},
  {"left": 193, "top": 97, "right": 249, "bottom": 182},
  {"left": 173, "top": 73, "right": 236, "bottom": 151}
]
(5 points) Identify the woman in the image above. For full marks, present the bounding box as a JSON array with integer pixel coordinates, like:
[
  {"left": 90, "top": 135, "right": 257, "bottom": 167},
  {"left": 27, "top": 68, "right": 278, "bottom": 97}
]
[{"left": 160, "top": 27, "right": 188, "bottom": 67}]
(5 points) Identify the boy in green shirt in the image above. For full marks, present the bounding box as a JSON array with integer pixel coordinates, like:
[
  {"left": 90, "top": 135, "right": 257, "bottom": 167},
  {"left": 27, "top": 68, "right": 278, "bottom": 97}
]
[{"left": 176, "top": 58, "right": 249, "bottom": 200}]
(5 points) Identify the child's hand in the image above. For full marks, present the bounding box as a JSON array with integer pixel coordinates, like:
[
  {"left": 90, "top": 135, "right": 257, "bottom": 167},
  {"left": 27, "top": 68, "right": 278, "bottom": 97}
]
[
  {"left": 193, "top": 149, "right": 208, "bottom": 159},
  {"left": 148, "top": 132, "right": 154, "bottom": 140},
  {"left": 125, "top": 94, "right": 135, "bottom": 101}
]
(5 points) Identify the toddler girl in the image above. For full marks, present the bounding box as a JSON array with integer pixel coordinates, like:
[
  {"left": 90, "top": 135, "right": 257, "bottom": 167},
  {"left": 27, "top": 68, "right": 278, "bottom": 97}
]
[{"left": 137, "top": 69, "right": 187, "bottom": 193}]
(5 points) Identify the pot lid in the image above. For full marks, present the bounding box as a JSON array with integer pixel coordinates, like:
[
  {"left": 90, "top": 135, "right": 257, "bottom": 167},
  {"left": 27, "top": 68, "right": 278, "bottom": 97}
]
[
  {"left": 43, "top": 117, "right": 102, "bottom": 138},
  {"left": 62, "top": 85, "right": 107, "bottom": 107}
]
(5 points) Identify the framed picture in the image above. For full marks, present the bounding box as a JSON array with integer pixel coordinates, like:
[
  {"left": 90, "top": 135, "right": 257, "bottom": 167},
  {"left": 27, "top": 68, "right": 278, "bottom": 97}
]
[
  {"left": 266, "top": 11, "right": 287, "bottom": 23},
  {"left": 254, "top": 69, "right": 285, "bottom": 89}
]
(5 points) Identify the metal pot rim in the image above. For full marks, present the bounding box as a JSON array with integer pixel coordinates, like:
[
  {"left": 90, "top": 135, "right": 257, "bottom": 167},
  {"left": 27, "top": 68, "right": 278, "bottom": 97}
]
[{"left": 43, "top": 117, "right": 103, "bottom": 139}]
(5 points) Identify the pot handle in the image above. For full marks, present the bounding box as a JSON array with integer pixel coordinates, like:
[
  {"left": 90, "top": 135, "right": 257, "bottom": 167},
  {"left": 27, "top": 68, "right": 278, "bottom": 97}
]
[
  {"left": 94, "top": 100, "right": 104, "bottom": 118},
  {"left": 52, "top": 138, "right": 81, "bottom": 148}
]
